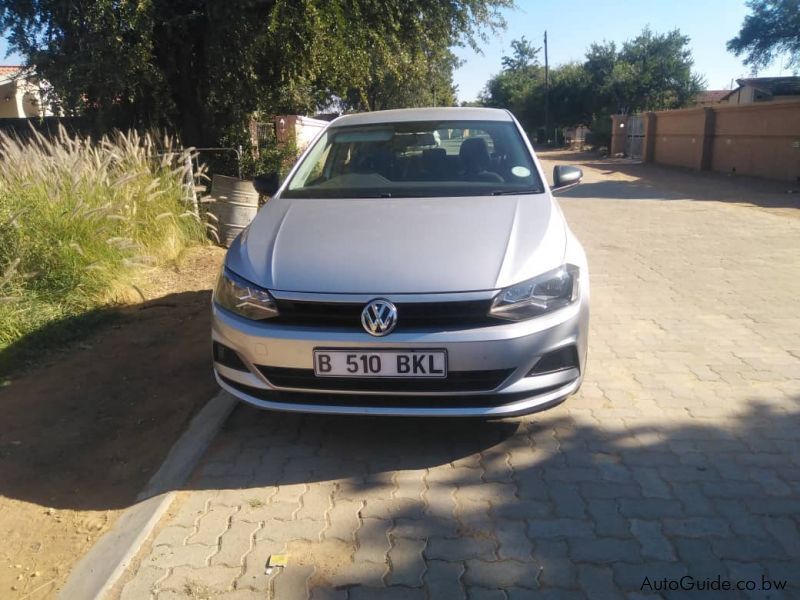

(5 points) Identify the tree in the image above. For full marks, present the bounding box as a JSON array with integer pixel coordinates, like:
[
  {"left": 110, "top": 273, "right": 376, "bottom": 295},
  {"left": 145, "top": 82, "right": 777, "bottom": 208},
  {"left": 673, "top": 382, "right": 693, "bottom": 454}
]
[
  {"left": 728, "top": 0, "right": 800, "bottom": 72},
  {"left": 501, "top": 37, "right": 540, "bottom": 72},
  {"left": 479, "top": 27, "right": 703, "bottom": 144},
  {"left": 0, "top": 0, "right": 512, "bottom": 145},
  {"left": 479, "top": 37, "right": 543, "bottom": 130}
]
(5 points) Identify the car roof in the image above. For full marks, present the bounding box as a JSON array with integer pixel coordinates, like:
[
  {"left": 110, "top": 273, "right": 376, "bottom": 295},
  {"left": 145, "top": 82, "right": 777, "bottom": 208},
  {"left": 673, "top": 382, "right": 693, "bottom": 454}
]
[{"left": 330, "top": 107, "right": 513, "bottom": 127}]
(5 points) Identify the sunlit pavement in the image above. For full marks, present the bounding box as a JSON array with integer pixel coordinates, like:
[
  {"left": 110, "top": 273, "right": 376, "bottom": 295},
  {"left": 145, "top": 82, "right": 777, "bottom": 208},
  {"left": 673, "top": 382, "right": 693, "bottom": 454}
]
[{"left": 119, "top": 162, "right": 800, "bottom": 599}]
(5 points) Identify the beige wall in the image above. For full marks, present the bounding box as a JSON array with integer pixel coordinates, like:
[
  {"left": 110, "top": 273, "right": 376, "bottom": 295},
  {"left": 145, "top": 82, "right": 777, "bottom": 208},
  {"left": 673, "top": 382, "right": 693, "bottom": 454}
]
[
  {"left": 651, "top": 108, "right": 707, "bottom": 170},
  {"left": 711, "top": 103, "right": 800, "bottom": 181},
  {"left": 640, "top": 102, "right": 800, "bottom": 182}
]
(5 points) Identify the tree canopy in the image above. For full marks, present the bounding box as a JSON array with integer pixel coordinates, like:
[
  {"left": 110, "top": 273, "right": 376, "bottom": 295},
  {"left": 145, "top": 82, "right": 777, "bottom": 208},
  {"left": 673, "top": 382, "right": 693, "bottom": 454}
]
[
  {"left": 727, "top": 0, "right": 800, "bottom": 72},
  {"left": 0, "top": 0, "right": 511, "bottom": 145},
  {"left": 480, "top": 27, "right": 704, "bottom": 139}
]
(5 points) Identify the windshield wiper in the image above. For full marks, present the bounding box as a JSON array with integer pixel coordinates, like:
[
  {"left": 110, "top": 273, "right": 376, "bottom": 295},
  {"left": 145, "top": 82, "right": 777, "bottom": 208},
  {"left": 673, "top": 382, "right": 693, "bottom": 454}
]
[{"left": 490, "top": 189, "right": 538, "bottom": 196}]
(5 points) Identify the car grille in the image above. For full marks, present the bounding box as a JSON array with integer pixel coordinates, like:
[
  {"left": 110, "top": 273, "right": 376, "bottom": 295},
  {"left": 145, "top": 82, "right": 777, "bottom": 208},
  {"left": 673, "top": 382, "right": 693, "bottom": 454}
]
[
  {"left": 256, "top": 366, "right": 514, "bottom": 393},
  {"left": 219, "top": 375, "right": 563, "bottom": 409},
  {"left": 271, "top": 298, "right": 499, "bottom": 330}
]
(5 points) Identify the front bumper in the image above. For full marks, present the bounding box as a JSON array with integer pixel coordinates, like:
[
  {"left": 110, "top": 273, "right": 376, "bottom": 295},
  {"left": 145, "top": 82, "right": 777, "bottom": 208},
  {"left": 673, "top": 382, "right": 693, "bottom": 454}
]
[{"left": 211, "top": 291, "right": 588, "bottom": 417}]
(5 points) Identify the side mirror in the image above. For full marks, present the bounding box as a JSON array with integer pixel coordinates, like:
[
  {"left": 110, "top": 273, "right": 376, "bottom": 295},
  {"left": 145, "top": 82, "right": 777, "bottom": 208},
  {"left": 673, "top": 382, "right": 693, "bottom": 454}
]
[
  {"left": 253, "top": 173, "right": 280, "bottom": 196},
  {"left": 552, "top": 165, "right": 583, "bottom": 192}
]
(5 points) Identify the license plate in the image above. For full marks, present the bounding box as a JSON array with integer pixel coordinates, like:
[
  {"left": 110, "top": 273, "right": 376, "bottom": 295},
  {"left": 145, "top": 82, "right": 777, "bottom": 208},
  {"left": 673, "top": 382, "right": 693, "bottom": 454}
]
[{"left": 313, "top": 349, "right": 447, "bottom": 378}]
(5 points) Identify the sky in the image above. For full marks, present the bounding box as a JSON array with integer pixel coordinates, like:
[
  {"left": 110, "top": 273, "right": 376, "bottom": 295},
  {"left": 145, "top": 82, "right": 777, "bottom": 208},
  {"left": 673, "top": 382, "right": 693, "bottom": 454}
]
[
  {"left": 453, "top": 0, "right": 789, "bottom": 102},
  {"left": 0, "top": 0, "right": 791, "bottom": 104}
]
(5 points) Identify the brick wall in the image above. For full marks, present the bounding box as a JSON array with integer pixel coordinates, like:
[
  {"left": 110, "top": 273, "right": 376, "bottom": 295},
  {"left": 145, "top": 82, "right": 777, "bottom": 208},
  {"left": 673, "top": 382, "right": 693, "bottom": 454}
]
[{"left": 612, "top": 102, "right": 800, "bottom": 182}]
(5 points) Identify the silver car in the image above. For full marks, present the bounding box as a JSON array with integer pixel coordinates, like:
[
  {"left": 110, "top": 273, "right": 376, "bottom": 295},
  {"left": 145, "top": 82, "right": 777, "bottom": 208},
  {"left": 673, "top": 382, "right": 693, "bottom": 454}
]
[{"left": 212, "top": 107, "right": 589, "bottom": 417}]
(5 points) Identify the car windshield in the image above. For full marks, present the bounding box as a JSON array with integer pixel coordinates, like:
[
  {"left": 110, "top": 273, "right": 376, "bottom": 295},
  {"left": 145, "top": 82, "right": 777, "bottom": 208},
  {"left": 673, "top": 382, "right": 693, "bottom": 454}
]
[{"left": 283, "top": 120, "right": 543, "bottom": 198}]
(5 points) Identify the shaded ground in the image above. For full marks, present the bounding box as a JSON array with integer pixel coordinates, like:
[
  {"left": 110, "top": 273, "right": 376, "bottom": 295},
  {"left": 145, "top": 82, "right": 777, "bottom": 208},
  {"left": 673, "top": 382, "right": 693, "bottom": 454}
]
[
  {"left": 0, "top": 245, "right": 225, "bottom": 599},
  {"left": 118, "top": 155, "right": 800, "bottom": 598},
  {"left": 539, "top": 150, "right": 800, "bottom": 218}
]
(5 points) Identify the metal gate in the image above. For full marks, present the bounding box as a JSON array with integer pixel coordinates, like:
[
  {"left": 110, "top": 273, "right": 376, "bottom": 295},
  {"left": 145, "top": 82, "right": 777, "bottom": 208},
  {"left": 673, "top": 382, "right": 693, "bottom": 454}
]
[{"left": 625, "top": 114, "right": 644, "bottom": 159}]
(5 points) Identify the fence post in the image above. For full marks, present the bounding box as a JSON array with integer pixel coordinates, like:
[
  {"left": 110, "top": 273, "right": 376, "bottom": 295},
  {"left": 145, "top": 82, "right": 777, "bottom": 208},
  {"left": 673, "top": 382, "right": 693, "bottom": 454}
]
[
  {"left": 698, "top": 107, "right": 716, "bottom": 171},
  {"left": 642, "top": 112, "right": 657, "bottom": 163},
  {"left": 184, "top": 153, "right": 199, "bottom": 217},
  {"left": 610, "top": 114, "right": 627, "bottom": 156}
]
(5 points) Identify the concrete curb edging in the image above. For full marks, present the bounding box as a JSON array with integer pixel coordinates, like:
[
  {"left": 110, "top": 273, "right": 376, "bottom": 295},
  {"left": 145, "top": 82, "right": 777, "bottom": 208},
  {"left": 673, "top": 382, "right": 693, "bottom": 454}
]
[{"left": 58, "top": 390, "right": 237, "bottom": 600}]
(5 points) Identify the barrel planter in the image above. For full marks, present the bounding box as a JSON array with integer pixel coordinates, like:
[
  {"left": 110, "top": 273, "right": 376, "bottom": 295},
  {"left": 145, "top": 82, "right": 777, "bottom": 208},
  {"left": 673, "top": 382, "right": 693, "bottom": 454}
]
[{"left": 207, "top": 175, "right": 260, "bottom": 247}]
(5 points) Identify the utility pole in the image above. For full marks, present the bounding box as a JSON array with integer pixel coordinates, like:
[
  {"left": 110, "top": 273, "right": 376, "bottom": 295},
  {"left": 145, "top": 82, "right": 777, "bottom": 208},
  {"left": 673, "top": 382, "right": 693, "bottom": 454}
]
[{"left": 544, "top": 30, "right": 550, "bottom": 145}]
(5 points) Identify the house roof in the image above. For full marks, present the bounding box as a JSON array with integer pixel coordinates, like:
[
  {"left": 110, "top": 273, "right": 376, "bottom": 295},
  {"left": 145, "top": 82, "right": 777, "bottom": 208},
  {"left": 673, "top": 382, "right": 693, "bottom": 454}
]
[
  {"left": 0, "top": 65, "right": 22, "bottom": 77},
  {"left": 695, "top": 90, "right": 733, "bottom": 104},
  {"left": 736, "top": 76, "right": 800, "bottom": 97}
]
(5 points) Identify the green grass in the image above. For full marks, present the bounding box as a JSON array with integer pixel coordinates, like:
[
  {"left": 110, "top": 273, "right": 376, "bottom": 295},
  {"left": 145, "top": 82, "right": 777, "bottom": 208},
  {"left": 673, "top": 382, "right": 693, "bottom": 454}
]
[{"left": 0, "top": 126, "right": 206, "bottom": 366}]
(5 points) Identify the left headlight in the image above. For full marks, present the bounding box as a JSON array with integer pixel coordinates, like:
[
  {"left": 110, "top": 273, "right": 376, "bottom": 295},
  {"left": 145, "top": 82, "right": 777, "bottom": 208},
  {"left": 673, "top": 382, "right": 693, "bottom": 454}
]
[
  {"left": 490, "top": 264, "right": 579, "bottom": 321},
  {"left": 213, "top": 268, "right": 279, "bottom": 320}
]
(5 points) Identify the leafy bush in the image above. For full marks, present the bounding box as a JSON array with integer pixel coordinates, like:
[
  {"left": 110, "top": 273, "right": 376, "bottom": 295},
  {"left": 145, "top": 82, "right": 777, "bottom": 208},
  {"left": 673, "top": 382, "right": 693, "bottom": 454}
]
[{"left": 0, "top": 127, "right": 206, "bottom": 355}]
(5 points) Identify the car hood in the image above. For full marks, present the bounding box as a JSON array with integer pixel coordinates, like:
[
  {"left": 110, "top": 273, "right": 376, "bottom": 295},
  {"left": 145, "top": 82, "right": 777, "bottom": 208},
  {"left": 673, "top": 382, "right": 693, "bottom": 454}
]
[{"left": 227, "top": 194, "right": 566, "bottom": 294}]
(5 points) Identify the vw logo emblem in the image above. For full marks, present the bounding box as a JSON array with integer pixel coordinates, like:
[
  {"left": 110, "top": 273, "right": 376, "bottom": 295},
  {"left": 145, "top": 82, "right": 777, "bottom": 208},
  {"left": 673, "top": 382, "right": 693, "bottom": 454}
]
[{"left": 361, "top": 299, "right": 398, "bottom": 336}]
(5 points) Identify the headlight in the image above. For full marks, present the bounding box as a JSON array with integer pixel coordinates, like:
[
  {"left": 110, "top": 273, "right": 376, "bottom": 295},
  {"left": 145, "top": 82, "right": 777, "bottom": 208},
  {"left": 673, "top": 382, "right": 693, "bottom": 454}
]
[
  {"left": 490, "top": 265, "right": 579, "bottom": 321},
  {"left": 213, "top": 268, "right": 279, "bottom": 320}
]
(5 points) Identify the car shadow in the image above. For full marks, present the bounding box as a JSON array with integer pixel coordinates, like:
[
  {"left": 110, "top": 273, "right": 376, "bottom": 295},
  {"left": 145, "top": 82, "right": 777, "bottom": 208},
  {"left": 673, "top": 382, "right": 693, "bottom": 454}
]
[{"left": 168, "top": 399, "right": 800, "bottom": 597}]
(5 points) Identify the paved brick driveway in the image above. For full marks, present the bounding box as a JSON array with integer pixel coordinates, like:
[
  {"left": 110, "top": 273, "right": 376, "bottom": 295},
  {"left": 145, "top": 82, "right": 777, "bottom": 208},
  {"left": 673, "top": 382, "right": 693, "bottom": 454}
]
[{"left": 119, "top": 158, "right": 800, "bottom": 599}]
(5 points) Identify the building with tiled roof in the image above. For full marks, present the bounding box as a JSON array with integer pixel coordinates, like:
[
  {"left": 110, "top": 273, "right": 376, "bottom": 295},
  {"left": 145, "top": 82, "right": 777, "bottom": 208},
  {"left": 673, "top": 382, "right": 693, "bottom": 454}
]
[{"left": 0, "top": 65, "right": 53, "bottom": 118}]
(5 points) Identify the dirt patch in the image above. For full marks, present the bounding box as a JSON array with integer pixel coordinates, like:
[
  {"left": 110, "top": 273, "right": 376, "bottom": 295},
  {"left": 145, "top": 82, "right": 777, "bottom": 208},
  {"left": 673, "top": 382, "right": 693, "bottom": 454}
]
[{"left": 0, "top": 245, "right": 225, "bottom": 599}]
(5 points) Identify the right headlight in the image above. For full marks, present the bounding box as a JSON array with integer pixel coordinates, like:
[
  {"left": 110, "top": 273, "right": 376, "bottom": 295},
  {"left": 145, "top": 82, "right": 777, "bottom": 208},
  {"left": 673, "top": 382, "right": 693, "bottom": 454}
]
[
  {"left": 490, "top": 264, "right": 579, "bottom": 321},
  {"left": 213, "top": 267, "right": 279, "bottom": 320}
]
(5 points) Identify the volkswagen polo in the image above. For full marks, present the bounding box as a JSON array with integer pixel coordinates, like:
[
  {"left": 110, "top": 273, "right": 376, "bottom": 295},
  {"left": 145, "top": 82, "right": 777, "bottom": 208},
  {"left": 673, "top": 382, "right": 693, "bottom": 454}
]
[{"left": 212, "top": 107, "right": 589, "bottom": 416}]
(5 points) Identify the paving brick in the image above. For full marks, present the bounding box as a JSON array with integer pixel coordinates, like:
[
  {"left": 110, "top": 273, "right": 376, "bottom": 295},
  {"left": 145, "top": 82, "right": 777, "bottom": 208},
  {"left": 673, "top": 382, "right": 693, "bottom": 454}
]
[
  {"left": 463, "top": 559, "right": 540, "bottom": 589},
  {"left": 466, "top": 588, "right": 507, "bottom": 600},
  {"left": 148, "top": 543, "right": 216, "bottom": 569},
  {"left": 308, "top": 588, "right": 348, "bottom": 600},
  {"left": 662, "top": 517, "right": 732, "bottom": 538},
  {"left": 671, "top": 536, "right": 726, "bottom": 578},
  {"left": 763, "top": 516, "right": 800, "bottom": 555},
  {"left": 361, "top": 498, "right": 426, "bottom": 520},
  {"left": 612, "top": 562, "right": 688, "bottom": 594},
  {"left": 617, "top": 498, "right": 683, "bottom": 519},
  {"left": 630, "top": 467, "right": 672, "bottom": 499},
  {"left": 425, "top": 537, "right": 496, "bottom": 561},
  {"left": 586, "top": 499, "right": 630, "bottom": 538},
  {"left": 493, "top": 520, "right": 533, "bottom": 562},
  {"left": 295, "top": 485, "right": 332, "bottom": 520},
  {"left": 709, "top": 536, "right": 786, "bottom": 561},
  {"left": 579, "top": 564, "right": 624, "bottom": 600},
  {"left": 324, "top": 498, "right": 362, "bottom": 542},
  {"left": 272, "top": 564, "right": 314, "bottom": 600},
  {"left": 152, "top": 525, "right": 191, "bottom": 548},
  {"left": 187, "top": 505, "right": 237, "bottom": 547},
  {"left": 236, "top": 538, "right": 286, "bottom": 592},
  {"left": 527, "top": 519, "right": 595, "bottom": 539},
  {"left": 393, "top": 469, "right": 427, "bottom": 500},
  {"left": 568, "top": 537, "right": 641, "bottom": 564},
  {"left": 548, "top": 482, "right": 587, "bottom": 518},
  {"left": 353, "top": 517, "right": 392, "bottom": 563},
  {"left": 581, "top": 483, "right": 642, "bottom": 500},
  {"left": 160, "top": 564, "right": 239, "bottom": 594},
  {"left": 423, "top": 559, "right": 464, "bottom": 598},
  {"left": 532, "top": 539, "right": 577, "bottom": 589},
  {"left": 325, "top": 560, "right": 388, "bottom": 588},
  {"left": 211, "top": 520, "right": 261, "bottom": 567},
  {"left": 120, "top": 565, "right": 167, "bottom": 600},
  {"left": 508, "top": 590, "right": 584, "bottom": 600},
  {"left": 391, "top": 517, "right": 459, "bottom": 539},
  {"left": 387, "top": 537, "right": 426, "bottom": 587},
  {"left": 629, "top": 519, "right": 675, "bottom": 561},
  {"left": 257, "top": 518, "right": 325, "bottom": 543},
  {"left": 491, "top": 498, "right": 550, "bottom": 521},
  {"left": 349, "top": 587, "right": 426, "bottom": 600}
]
